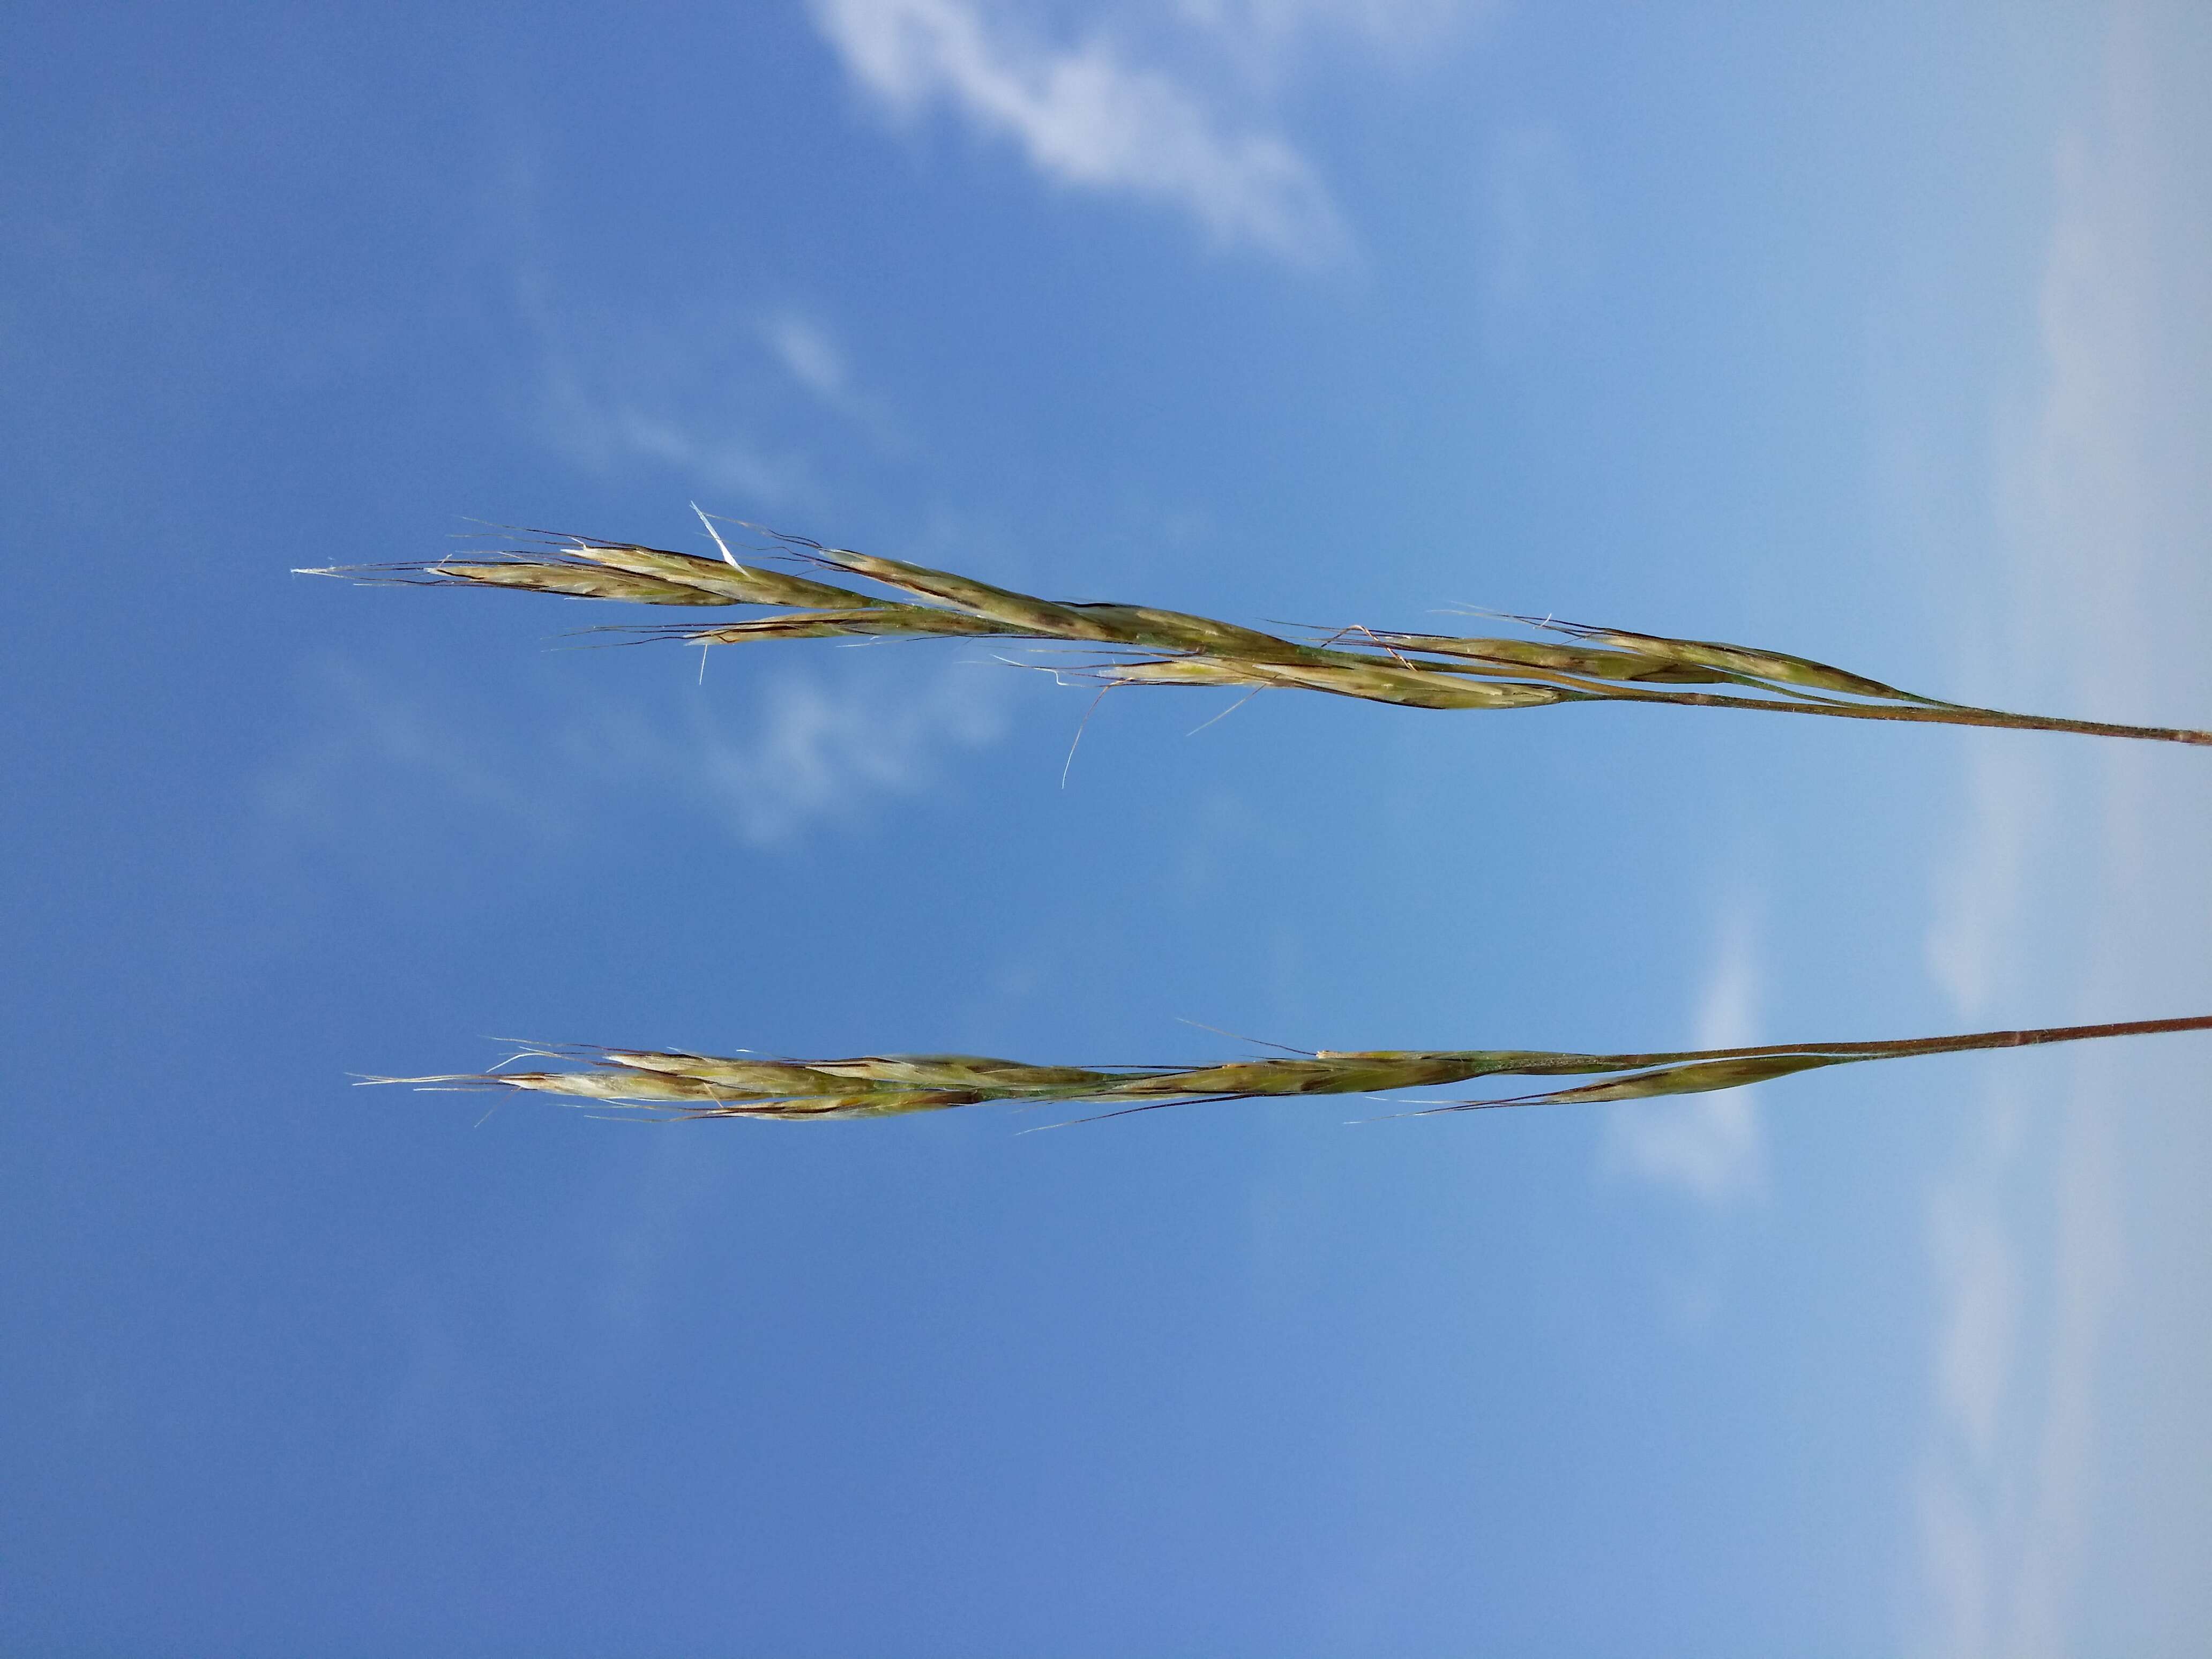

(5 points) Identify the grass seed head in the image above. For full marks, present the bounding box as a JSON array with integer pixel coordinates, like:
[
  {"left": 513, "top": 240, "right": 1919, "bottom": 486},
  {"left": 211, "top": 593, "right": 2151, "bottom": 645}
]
[
  {"left": 304, "top": 519, "right": 2212, "bottom": 745},
  {"left": 381, "top": 1014, "right": 2212, "bottom": 1124}
]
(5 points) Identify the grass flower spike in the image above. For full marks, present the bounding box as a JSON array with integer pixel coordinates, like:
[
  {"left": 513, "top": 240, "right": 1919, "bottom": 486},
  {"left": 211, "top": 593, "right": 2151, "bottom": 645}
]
[
  {"left": 303, "top": 524, "right": 2212, "bottom": 745},
  {"left": 376, "top": 1013, "right": 2212, "bottom": 1125}
]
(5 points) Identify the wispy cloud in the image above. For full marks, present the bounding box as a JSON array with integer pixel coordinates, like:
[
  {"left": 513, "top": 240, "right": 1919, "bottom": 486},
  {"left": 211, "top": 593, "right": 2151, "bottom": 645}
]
[
  {"left": 570, "top": 401, "right": 817, "bottom": 504},
  {"left": 1912, "top": 1084, "right": 2123, "bottom": 1659},
  {"left": 1912, "top": 3, "right": 2212, "bottom": 1649},
  {"left": 1176, "top": 0, "right": 1495, "bottom": 81},
  {"left": 1928, "top": 1170, "right": 2022, "bottom": 1469},
  {"left": 515, "top": 272, "right": 905, "bottom": 505},
  {"left": 520, "top": 273, "right": 820, "bottom": 506},
  {"left": 1179, "top": 0, "right": 1484, "bottom": 48},
  {"left": 1923, "top": 745, "right": 2047, "bottom": 1020},
  {"left": 761, "top": 310, "right": 851, "bottom": 405},
  {"left": 1604, "top": 904, "right": 1766, "bottom": 1206},
  {"left": 808, "top": 0, "right": 1348, "bottom": 261},
  {"left": 259, "top": 651, "right": 1011, "bottom": 860},
  {"left": 568, "top": 656, "right": 1009, "bottom": 847},
  {"left": 257, "top": 656, "right": 572, "bottom": 848},
  {"left": 756, "top": 308, "right": 904, "bottom": 445}
]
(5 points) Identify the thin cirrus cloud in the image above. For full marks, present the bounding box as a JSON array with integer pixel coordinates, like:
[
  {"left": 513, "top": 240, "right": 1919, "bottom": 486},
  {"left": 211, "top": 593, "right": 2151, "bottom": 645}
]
[
  {"left": 1603, "top": 904, "right": 1768, "bottom": 1207},
  {"left": 807, "top": 0, "right": 1350, "bottom": 261},
  {"left": 566, "top": 658, "right": 1010, "bottom": 848},
  {"left": 258, "top": 653, "right": 1011, "bottom": 861},
  {"left": 1179, "top": 0, "right": 1485, "bottom": 53},
  {"left": 1914, "top": 6, "right": 2212, "bottom": 1650},
  {"left": 520, "top": 274, "right": 819, "bottom": 507},
  {"left": 518, "top": 267, "right": 902, "bottom": 506},
  {"left": 757, "top": 308, "right": 905, "bottom": 444},
  {"left": 760, "top": 311, "right": 852, "bottom": 405}
]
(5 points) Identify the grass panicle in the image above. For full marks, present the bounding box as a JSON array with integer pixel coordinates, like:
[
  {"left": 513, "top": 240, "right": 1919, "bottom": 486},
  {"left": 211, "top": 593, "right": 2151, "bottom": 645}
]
[
  {"left": 370, "top": 1013, "right": 2212, "bottom": 1125},
  {"left": 300, "top": 523, "right": 2212, "bottom": 746}
]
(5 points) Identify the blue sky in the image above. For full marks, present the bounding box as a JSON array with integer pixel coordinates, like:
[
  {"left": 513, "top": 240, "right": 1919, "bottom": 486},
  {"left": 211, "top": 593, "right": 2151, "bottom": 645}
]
[{"left": 5, "top": 1, "right": 2209, "bottom": 1651}]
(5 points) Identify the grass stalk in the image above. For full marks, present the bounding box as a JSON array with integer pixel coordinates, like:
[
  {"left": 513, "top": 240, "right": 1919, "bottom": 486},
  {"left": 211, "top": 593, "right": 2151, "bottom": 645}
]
[
  {"left": 301, "top": 524, "right": 2212, "bottom": 746},
  {"left": 371, "top": 1012, "right": 2212, "bottom": 1124}
]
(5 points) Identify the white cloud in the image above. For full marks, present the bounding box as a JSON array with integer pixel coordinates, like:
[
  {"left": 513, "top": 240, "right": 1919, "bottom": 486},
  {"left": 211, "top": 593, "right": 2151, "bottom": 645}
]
[
  {"left": 520, "top": 274, "right": 820, "bottom": 506},
  {"left": 756, "top": 309, "right": 905, "bottom": 445},
  {"left": 259, "top": 651, "right": 1011, "bottom": 858},
  {"left": 587, "top": 403, "right": 816, "bottom": 504},
  {"left": 761, "top": 311, "right": 850, "bottom": 403},
  {"left": 1914, "top": 1470, "right": 1992, "bottom": 1659},
  {"left": 1178, "top": 0, "right": 1480, "bottom": 48},
  {"left": 2007, "top": 1090, "right": 2123, "bottom": 1655},
  {"left": 1927, "top": 1161, "right": 2022, "bottom": 1468},
  {"left": 256, "top": 656, "right": 570, "bottom": 846},
  {"left": 1175, "top": 0, "right": 1494, "bottom": 81},
  {"left": 1912, "top": 1085, "right": 2123, "bottom": 1659},
  {"left": 809, "top": 0, "right": 1348, "bottom": 260},
  {"left": 571, "top": 656, "right": 1010, "bottom": 847},
  {"left": 1923, "top": 745, "right": 2046, "bottom": 1020},
  {"left": 515, "top": 271, "right": 906, "bottom": 505},
  {"left": 1912, "top": 3, "right": 2212, "bottom": 1649},
  {"left": 1604, "top": 905, "right": 1766, "bottom": 1205}
]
